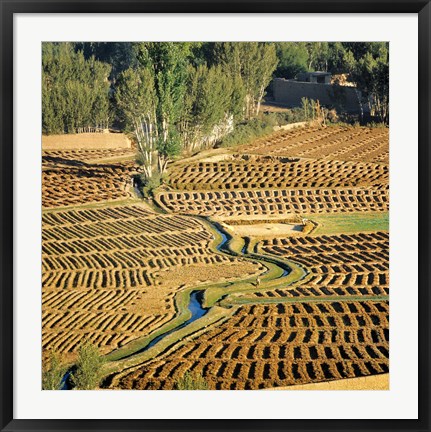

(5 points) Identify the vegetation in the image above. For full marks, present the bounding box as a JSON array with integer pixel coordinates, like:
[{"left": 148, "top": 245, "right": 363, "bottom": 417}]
[
  {"left": 175, "top": 372, "right": 209, "bottom": 390},
  {"left": 310, "top": 212, "right": 389, "bottom": 235},
  {"left": 70, "top": 341, "right": 105, "bottom": 390},
  {"left": 42, "top": 43, "right": 111, "bottom": 134},
  {"left": 42, "top": 350, "right": 66, "bottom": 390},
  {"left": 218, "top": 115, "right": 277, "bottom": 148}
]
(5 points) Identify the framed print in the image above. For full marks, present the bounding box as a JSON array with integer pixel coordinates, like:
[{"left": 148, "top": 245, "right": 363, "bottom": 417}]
[{"left": 1, "top": 1, "right": 430, "bottom": 431}]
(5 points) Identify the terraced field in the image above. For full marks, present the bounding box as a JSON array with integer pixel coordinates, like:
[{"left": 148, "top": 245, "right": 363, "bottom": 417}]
[
  {"left": 42, "top": 124, "right": 390, "bottom": 390},
  {"left": 156, "top": 188, "right": 389, "bottom": 217},
  {"left": 248, "top": 231, "right": 389, "bottom": 300},
  {"left": 42, "top": 161, "right": 139, "bottom": 208},
  {"left": 236, "top": 126, "right": 389, "bottom": 164},
  {"left": 42, "top": 204, "right": 260, "bottom": 356},
  {"left": 168, "top": 157, "right": 388, "bottom": 191},
  {"left": 42, "top": 148, "right": 135, "bottom": 164},
  {"left": 115, "top": 300, "right": 389, "bottom": 390}
]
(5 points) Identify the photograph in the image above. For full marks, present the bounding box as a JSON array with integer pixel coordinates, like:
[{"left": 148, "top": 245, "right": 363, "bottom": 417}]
[{"left": 41, "top": 41, "right": 390, "bottom": 391}]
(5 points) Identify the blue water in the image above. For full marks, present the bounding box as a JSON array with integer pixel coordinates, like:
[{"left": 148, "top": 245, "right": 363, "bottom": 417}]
[
  {"left": 60, "top": 370, "right": 71, "bottom": 390},
  {"left": 214, "top": 226, "right": 229, "bottom": 252}
]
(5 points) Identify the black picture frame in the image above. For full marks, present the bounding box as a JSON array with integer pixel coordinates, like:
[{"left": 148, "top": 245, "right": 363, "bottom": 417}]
[{"left": 1, "top": 1, "right": 429, "bottom": 431}]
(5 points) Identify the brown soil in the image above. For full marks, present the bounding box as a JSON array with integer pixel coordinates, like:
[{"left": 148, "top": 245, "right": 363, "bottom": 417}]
[
  {"left": 229, "top": 223, "right": 303, "bottom": 237},
  {"left": 253, "top": 231, "right": 389, "bottom": 299},
  {"left": 168, "top": 157, "right": 388, "bottom": 191},
  {"left": 270, "top": 373, "right": 389, "bottom": 390},
  {"left": 42, "top": 132, "right": 131, "bottom": 150},
  {"left": 113, "top": 300, "right": 389, "bottom": 390},
  {"left": 236, "top": 126, "right": 389, "bottom": 164},
  {"left": 42, "top": 157, "right": 141, "bottom": 208},
  {"left": 156, "top": 188, "right": 389, "bottom": 217},
  {"left": 42, "top": 204, "right": 259, "bottom": 355}
]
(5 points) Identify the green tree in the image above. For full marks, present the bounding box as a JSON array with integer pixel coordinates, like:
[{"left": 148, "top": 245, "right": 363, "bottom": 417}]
[
  {"left": 345, "top": 42, "right": 389, "bottom": 123},
  {"left": 180, "top": 64, "right": 233, "bottom": 152},
  {"left": 42, "top": 351, "right": 66, "bottom": 390},
  {"left": 115, "top": 67, "right": 158, "bottom": 180},
  {"left": 42, "top": 43, "right": 111, "bottom": 134},
  {"left": 214, "top": 42, "right": 278, "bottom": 119},
  {"left": 135, "top": 42, "right": 191, "bottom": 174},
  {"left": 73, "top": 42, "right": 138, "bottom": 81},
  {"left": 70, "top": 340, "right": 104, "bottom": 390},
  {"left": 306, "top": 42, "right": 330, "bottom": 71},
  {"left": 274, "top": 42, "right": 309, "bottom": 78}
]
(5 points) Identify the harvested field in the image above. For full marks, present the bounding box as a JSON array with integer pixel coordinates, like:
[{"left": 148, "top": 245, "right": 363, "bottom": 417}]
[
  {"left": 42, "top": 161, "right": 139, "bottom": 208},
  {"left": 42, "top": 148, "right": 135, "bottom": 164},
  {"left": 114, "top": 300, "right": 389, "bottom": 390},
  {"left": 42, "top": 132, "right": 131, "bottom": 150},
  {"left": 42, "top": 204, "right": 260, "bottom": 355},
  {"left": 168, "top": 158, "right": 388, "bottom": 191},
  {"left": 236, "top": 126, "right": 389, "bottom": 164},
  {"left": 156, "top": 188, "right": 389, "bottom": 217},
  {"left": 251, "top": 231, "right": 389, "bottom": 299}
]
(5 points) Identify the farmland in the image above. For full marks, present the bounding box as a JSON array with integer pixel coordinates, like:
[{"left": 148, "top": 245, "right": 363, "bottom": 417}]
[
  {"left": 114, "top": 300, "right": 389, "bottom": 390},
  {"left": 42, "top": 203, "right": 260, "bottom": 357},
  {"left": 42, "top": 124, "right": 389, "bottom": 390},
  {"left": 235, "top": 126, "right": 389, "bottom": 164}
]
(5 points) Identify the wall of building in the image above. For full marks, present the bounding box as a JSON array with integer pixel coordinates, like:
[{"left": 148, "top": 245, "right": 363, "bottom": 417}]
[{"left": 273, "top": 78, "right": 363, "bottom": 113}]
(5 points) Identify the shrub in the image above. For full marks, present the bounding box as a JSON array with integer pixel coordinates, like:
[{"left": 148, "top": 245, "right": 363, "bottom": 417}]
[
  {"left": 175, "top": 372, "right": 209, "bottom": 390},
  {"left": 140, "top": 172, "right": 162, "bottom": 198},
  {"left": 70, "top": 340, "right": 105, "bottom": 390},
  {"left": 42, "top": 350, "right": 66, "bottom": 390},
  {"left": 218, "top": 117, "right": 273, "bottom": 148}
]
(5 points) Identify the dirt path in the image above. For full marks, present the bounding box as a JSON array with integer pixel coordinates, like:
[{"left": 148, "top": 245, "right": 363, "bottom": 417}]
[{"left": 269, "top": 373, "right": 389, "bottom": 391}]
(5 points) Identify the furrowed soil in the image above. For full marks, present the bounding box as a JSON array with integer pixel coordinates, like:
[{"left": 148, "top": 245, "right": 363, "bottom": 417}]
[
  {"left": 42, "top": 125, "right": 390, "bottom": 389},
  {"left": 115, "top": 300, "right": 389, "bottom": 390}
]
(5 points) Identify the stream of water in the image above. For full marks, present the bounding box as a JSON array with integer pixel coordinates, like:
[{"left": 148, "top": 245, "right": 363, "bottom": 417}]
[{"left": 61, "top": 220, "right": 291, "bottom": 389}]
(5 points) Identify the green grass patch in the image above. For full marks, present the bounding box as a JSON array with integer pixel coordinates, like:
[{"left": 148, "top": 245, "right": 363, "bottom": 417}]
[{"left": 309, "top": 212, "right": 389, "bottom": 235}]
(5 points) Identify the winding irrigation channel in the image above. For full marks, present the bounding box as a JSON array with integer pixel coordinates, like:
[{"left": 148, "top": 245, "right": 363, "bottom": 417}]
[
  {"left": 113, "top": 220, "right": 297, "bottom": 358},
  {"left": 61, "top": 214, "right": 388, "bottom": 389}
]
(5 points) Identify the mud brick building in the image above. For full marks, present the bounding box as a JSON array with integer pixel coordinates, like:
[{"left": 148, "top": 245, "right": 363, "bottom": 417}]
[{"left": 272, "top": 72, "right": 367, "bottom": 114}]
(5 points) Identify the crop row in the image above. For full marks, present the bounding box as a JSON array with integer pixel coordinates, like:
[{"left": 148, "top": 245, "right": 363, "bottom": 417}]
[
  {"left": 42, "top": 163, "right": 138, "bottom": 208},
  {"left": 251, "top": 232, "right": 388, "bottom": 299},
  {"left": 42, "top": 148, "right": 135, "bottom": 164},
  {"left": 42, "top": 209, "right": 204, "bottom": 242},
  {"left": 114, "top": 300, "right": 389, "bottom": 390},
  {"left": 156, "top": 188, "right": 389, "bottom": 217},
  {"left": 237, "top": 126, "right": 389, "bottom": 164},
  {"left": 42, "top": 204, "right": 152, "bottom": 226},
  {"left": 169, "top": 158, "right": 388, "bottom": 191}
]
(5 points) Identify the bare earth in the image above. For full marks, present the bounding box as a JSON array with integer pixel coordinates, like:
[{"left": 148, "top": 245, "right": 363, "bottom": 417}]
[
  {"left": 228, "top": 223, "right": 303, "bottom": 237},
  {"left": 270, "top": 373, "right": 389, "bottom": 391},
  {"left": 42, "top": 132, "right": 131, "bottom": 150}
]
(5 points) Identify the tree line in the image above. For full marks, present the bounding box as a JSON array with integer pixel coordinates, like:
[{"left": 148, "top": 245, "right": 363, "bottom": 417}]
[{"left": 42, "top": 42, "right": 389, "bottom": 186}]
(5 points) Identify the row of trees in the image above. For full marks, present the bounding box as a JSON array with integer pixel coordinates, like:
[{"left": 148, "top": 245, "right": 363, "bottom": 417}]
[
  {"left": 42, "top": 43, "right": 111, "bottom": 134},
  {"left": 114, "top": 42, "right": 278, "bottom": 183}
]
